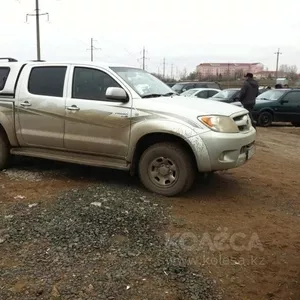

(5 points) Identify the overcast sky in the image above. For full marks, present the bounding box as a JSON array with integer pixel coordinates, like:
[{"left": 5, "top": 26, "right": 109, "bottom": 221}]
[{"left": 1, "top": 0, "right": 300, "bottom": 77}]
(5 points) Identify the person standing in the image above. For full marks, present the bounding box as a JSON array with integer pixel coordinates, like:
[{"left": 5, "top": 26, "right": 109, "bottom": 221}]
[{"left": 239, "top": 73, "right": 259, "bottom": 128}]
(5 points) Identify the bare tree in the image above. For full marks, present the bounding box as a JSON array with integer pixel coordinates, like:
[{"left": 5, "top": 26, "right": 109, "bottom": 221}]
[
  {"left": 279, "top": 64, "right": 298, "bottom": 79},
  {"left": 287, "top": 65, "right": 298, "bottom": 80}
]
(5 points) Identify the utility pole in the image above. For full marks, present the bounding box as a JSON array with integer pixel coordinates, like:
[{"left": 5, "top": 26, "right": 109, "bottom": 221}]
[
  {"left": 171, "top": 63, "right": 174, "bottom": 79},
  {"left": 142, "top": 47, "right": 146, "bottom": 70},
  {"left": 87, "top": 38, "right": 101, "bottom": 62},
  {"left": 139, "top": 47, "right": 148, "bottom": 70},
  {"left": 227, "top": 63, "right": 230, "bottom": 88},
  {"left": 26, "top": 0, "right": 49, "bottom": 61},
  {"left": 274, "top": 48, "right": 282, "bottom": 80},
  {"left": 91, "top": 38, "right": 94, "bottom": 62},
  {"left": 163, "top": 58, "right": 166, "bottom": 79}
]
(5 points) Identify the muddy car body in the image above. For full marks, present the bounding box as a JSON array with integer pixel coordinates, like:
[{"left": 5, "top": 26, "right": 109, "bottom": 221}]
[{"left": 0, "top": 58, "right": 256, "bottom": 196}]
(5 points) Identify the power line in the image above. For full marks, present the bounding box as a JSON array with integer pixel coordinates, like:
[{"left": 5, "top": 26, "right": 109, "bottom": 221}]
[
  {"left": 25, "top": 0, "right": 50, "bottom": 61},
  {"left": 274, "top": 48, "right": 282, "bottom": 79}
]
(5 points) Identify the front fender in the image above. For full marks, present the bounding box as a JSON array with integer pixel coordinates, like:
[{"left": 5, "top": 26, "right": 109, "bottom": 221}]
[{"left": 126, "top": 119, "right": 210, "bottom": 170}]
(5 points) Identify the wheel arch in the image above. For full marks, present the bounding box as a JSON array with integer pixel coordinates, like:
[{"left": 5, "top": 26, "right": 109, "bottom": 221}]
[{"left": 129, "top": 132, "right": 198, "bottom": 176}]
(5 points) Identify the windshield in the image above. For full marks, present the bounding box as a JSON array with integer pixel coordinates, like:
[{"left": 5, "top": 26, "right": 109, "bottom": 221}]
[
  {"left": 257, "top": 90, "right": 286, "bottom": 101},
  {"left": 211, "top": 90, "right": 238, "bottom": 99},
  {"left": 181, "top": 89, "right": 199, "bottom": 96},
  {"left": 110, "top": 67, "right": 174, "bottom": 98}
]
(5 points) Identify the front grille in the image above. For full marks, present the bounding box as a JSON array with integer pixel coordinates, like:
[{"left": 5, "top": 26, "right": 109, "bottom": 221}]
[{"left": 233, "top": 113, "right": 251, "bottom": 132}]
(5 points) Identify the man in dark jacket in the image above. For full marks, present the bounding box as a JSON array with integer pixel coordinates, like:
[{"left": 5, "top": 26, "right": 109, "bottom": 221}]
[{"left": 239, "top": 73, "right": 259, "bottom": 128}]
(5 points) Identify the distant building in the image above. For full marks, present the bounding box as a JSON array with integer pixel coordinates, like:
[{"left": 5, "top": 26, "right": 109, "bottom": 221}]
[
  {"left": 196, "top": 63, "right": 264, "bottom": 78},
  {"left": 255, "top": 71, "right": 277, "bottom": 79}
]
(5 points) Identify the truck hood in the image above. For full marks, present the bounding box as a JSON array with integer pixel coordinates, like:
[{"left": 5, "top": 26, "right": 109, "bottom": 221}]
[{"left": 135, "top": 95, "right": 247, "bottom": 119}]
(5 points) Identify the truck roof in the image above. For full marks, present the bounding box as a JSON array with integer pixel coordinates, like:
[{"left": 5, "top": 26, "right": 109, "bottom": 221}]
[{"left": 0, "top": 60, "right": 140, "bottom": 95}]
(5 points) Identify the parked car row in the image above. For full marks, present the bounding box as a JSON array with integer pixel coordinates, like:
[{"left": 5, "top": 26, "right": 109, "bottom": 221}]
[
  {"left": 171, "top": 81, "right": 222, "bottom": 93},
  {"left": 210, "top": 88, "right": 300, "bottom": 127}
]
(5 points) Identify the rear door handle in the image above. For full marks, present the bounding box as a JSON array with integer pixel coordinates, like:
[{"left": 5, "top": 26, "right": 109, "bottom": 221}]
[
  {"left": 66, "top": 105, "right": 80, "bottom": 111},
  {"left": 20, "top": 101, "right": 31, "bottom": 107}
]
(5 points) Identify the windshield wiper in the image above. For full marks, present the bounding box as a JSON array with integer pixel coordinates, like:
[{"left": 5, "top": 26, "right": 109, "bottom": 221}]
[
  {"left": 141, "top": 93, "right": 163, "bottom": 98},
  {"left": 258, "top": 97, "right": 269, "bottom": 100},
  {"left": 141, "top": 92, "right": 177, "bottom": 98}
]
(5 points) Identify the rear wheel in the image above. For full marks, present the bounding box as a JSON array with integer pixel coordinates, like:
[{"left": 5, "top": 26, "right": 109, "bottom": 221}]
[
  {"left": 257, "top": 111, "right": 273, "bottom": 127},
  {"left": 138, "top": 142, "right": 196, "bottom": 196},
  {"left": 0, "top": 131, "right": 10, "bottom": 170}
]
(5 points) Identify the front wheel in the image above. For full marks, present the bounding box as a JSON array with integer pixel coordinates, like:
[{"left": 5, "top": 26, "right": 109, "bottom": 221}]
[
  {"left": 138, "top": 142, "right": 196, "bottom": 196},
  {"left": 257, "top": 111, "right": 273, "bottom": 127}
]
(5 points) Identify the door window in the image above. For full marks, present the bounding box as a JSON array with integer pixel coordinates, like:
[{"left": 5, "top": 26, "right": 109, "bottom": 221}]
[
  {"left": 72, "top": 67, "right": 121, "bottom": 101},
  {"left": 196, "top": 90, "right": 208, "bottom": 98},
  {"left": 208, "top": 90, "right": 218, "bottom": 97},
  {"left": 28, "top": 66, "right": 67, "bottom": 97},
  {"left": 282, "top": 91, "right": 300, "bottom": 104}
]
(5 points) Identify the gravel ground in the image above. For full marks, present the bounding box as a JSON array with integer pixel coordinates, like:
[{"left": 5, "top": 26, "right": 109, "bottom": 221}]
[{"left": 0, "top": 182, "right": 223, "bottom": 300}]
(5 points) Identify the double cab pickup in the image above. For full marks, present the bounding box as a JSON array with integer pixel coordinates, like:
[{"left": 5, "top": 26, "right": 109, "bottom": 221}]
[{"left": 0, "top": 58, "right": 256, "bottom": 196}]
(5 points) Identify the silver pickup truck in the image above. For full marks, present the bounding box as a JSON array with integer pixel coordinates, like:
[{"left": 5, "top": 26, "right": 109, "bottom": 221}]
[{"left": 0, "top": 58, "right": 256, "bottom": 196}]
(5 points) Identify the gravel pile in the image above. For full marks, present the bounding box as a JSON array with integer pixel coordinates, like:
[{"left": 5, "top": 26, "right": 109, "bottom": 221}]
[
  {"left": 0, "top": 183, "right": 222, "bottom": 300},
  {"left": 1, "top": 157, "right": 69, "bottom": 182}
]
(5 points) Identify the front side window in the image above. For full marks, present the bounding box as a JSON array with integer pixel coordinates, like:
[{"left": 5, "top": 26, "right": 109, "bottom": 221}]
[
  {"left": 0, "top": 67, "right": 10, "bottom": 91},
  {"left": 28, "top": 66, "right": 67, "bottom": 97},
  {"left": 72, "top": 67, "right": 121, "bottom": 101}
]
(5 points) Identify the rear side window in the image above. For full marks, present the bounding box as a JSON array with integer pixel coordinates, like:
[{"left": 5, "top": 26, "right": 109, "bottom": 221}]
[
  {"left": 28, "top": 66, "right": 67, "bottom": 97},
  {"left": 208, "top": 90, "right": 219, "bottom": 97},
  {"left": 0, "top": 67, "right": 10, "bottom": 91}
]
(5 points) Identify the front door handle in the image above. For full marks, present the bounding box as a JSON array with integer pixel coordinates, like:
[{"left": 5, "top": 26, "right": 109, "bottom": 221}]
[
  {"left": 66, "top": 105, "right": 80, "bottom": 111},
  {"left": 20, "top": 101, "right": 31, "bottom": 107}
]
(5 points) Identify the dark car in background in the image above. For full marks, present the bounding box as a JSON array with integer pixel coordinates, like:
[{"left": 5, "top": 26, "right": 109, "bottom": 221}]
[
  {"left": 171, "top": 81, "right": 222, "bottom": 94},
  {"left": 209, "top": 87, "right": 272, "bottom": 107},
  {"left": 165, "top": 82, "right": 176, "bottom": 88},
  {"left": 252, "top": 89, "right": 300, "bottom": 127}
]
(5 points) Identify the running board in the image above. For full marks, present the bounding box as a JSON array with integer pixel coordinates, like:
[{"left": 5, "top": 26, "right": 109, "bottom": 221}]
[{"left": 10, "top": 148, "right": 130, "bottom": 171}]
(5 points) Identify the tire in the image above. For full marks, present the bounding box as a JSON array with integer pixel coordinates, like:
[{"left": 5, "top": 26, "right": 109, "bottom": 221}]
[
  {"left": 0, "top": 131, "right": 10, "bottom": 170},
  {"left": 292, "top": 122, "right": 300, "bottom": 127},
  {"left": 257, "top": 111, "right": 273, "bottom": 127},
  {"left": 138, "top": 142, "right": 196, "bottom": 196}
]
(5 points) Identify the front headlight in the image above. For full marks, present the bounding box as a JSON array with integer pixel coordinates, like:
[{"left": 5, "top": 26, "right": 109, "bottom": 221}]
[{"left": 198, "top": 115, "right": 239, "bottom": 133}]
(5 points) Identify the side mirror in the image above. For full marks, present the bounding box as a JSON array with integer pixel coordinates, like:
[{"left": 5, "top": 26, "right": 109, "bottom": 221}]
[
  {"left": 280, "top": 99, "right": 289, "bottom": 104},
  {"left": 105, "top": 87, "right": 128, "bottom": 102}
]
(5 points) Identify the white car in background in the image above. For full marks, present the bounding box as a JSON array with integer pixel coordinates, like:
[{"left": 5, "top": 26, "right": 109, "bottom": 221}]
[{"left": 180, "top": 88, "right": 220, "bottom": 99}]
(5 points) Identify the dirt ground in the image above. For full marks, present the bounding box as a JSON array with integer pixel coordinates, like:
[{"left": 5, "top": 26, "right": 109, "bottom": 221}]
[{"left": 1, "top": 124, "right": 300, "bottom": 300}]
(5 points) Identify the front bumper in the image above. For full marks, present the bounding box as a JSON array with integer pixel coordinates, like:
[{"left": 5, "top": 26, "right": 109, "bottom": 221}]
[{"left": 189, "top": 127, "right": 256, "bottom": 172}]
